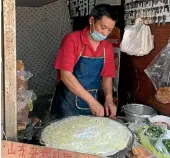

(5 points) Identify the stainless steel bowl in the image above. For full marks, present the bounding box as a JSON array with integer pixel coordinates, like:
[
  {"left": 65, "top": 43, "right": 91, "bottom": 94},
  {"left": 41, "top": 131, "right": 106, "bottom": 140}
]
[{"left": 121, "top": 103, "right": 157, "bottom": 123}]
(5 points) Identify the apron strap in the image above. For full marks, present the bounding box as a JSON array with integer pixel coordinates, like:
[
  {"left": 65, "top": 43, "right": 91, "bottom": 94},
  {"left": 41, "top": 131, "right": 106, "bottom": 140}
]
[
  {"left": 75, "top": 45, "right": 86, "bottom": 64},
  {"left": 103, "top": 47, "right": 106, "bottom": 65}
]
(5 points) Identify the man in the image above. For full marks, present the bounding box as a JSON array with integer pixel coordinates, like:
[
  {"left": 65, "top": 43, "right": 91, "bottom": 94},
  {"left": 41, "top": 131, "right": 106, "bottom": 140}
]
[{"left": 51, "top": 4, "right": 117, "bottom": 118}]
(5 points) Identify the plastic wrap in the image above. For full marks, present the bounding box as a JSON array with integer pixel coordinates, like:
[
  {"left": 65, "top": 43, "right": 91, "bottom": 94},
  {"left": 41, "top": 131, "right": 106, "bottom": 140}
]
[
  {"left": 154, "top": 132, "right": 170, "bottom": 156},
  {"left": 17, "top": 70, "right": 33, "bottom": 93},
  {"left": 144, "top": 41, "right": 170, "bottom": 104},
  {"left": 17, "top": 90, "right": 37, "bottom": 124},
  {"left": 17, "top": 67, "right": 36, "bottom": 125},
  {"left": 138, "top": 125, "right": 170, "bottom": 158},
  {"left": 17, "top": 89, "right": 37, "bottom": 102}
]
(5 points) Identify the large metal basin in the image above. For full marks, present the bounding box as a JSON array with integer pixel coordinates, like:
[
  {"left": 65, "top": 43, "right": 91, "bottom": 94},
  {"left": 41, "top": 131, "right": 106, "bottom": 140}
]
[{"left": 122, "top": 103, "right": 157, "bottom": 123}]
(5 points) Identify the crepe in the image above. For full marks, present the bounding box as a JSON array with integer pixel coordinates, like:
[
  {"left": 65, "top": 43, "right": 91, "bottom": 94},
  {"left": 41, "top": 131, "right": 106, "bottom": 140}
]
[{"left": 41, "top": 116, "right": 132, "bottom": 156}]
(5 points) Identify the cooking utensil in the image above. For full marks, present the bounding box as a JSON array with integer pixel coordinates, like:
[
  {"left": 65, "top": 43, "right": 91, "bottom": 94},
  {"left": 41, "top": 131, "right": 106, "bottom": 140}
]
[
  {"left": 121, "top": 103, "right": 157, "bottom": 123},
  {"left": 115, "top": 116, "right": 131, "bottom": 126}
]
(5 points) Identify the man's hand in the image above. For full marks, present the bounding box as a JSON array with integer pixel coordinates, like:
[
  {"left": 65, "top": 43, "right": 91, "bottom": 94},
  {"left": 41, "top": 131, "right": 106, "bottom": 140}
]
[
  {"left": 88, "top": 99, "right": 105, "bottom": 117},
  {"left": 105, "top": 95, "right": 117, "bottom": 118}
]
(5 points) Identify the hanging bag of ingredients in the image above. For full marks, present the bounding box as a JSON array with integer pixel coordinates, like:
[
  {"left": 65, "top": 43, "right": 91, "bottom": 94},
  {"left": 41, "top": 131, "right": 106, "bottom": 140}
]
[
  {"left": 144, "top": 40, "right": 170, "bottom": 104},
  {"left": 120, "top": 18, "right": 154, "bottom": 56}
]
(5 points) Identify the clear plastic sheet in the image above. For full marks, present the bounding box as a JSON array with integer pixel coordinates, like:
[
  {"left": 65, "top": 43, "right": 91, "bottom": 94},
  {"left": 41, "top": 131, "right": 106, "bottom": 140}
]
[
  {"left": 144, "top": 40, "right": 170, "bottom": 104},
  {"left": 145, "top": 42, "right": 170, "bottom": 89}
]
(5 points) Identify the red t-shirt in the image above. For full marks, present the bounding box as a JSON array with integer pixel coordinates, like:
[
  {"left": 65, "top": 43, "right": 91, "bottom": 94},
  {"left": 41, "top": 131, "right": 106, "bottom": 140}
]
[{"left": 54, "top": 27, "right": 116, "bottom": 79}]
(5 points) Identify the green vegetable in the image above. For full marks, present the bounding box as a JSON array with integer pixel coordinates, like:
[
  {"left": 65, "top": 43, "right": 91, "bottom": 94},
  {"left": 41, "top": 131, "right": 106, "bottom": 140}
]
[
  {"left": 145, "top": 126, "right": 165, "bottom": 138},
  {"left": 163, "top": 139, "right": 170, "bottom": 154},
  {"left": 138, "top": 127, "right": 169, "bottom": 158},
  {"left": 28, "top": 100, "right": 33, "bottom": 111}
]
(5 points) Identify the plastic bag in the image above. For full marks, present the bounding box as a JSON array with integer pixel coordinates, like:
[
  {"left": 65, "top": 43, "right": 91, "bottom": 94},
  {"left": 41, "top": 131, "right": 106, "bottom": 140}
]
[
  {"left": 17, "top": 70, "right": 33, "bottom": 92},
  {"left": 17, "top": 106, "right": 29, "bottom": 124},
  {"left": 145, "top": 43, "right": 170, "bottom": 89},
  {"left": 154, "top": 130, "right": 170, "bottom": 156},
  {"left": 17, "top": 89, "right": 37, "bottom": 102},
  {"left": 144, "top": 41, "right": 170, "bottom": 104},
  {"left": 120, "top": 18, "right": 154, "bottom": 56},
  {"left": 138, "top": 126, "right": 170, "bottom": 158},
  {"left": 17, "top": 90, "right": 37, "bottom": 124},
  {"left": 17, "top": 90, "right": 36, "bottom": 111}
]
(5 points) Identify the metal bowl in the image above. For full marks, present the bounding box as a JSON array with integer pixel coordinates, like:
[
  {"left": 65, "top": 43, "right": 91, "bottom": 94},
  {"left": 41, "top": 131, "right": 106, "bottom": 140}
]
[{"left": 121, "top": 103, "right": 157, "bottom": 123}]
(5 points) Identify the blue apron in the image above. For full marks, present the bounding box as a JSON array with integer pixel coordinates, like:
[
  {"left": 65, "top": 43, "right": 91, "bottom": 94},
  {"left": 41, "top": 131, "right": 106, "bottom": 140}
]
[{"left": 50, "top": 46, "right": 105, "bottom": 118}]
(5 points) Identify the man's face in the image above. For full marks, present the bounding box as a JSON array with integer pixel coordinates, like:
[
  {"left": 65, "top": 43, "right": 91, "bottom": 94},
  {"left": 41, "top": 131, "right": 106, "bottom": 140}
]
[{"left": 89, "top": 16, "right": 116, "bottom": 37}]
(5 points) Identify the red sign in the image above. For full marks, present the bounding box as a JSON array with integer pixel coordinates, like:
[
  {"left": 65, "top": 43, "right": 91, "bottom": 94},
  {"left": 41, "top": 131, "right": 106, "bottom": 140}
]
[{"left": 2, "top": 140, "right": 101, "bottom": 158}]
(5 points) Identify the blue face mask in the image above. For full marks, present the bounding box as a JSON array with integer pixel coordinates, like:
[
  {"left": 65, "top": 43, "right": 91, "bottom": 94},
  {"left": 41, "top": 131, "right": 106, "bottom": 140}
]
[
  {"left": 90, "top": 24, "right": 107, "bottom": 41},
  {"left": 91, "top": 30, "right": 107, "bottom": 41}
]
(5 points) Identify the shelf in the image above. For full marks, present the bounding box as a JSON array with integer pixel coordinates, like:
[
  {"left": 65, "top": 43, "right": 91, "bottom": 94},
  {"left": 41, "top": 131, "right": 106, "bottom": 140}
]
[{"left": 125, "top": 5, "right": 170, "bottom": 12}]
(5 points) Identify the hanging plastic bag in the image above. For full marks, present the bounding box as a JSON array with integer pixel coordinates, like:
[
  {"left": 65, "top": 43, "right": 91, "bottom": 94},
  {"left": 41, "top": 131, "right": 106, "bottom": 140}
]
[
  {"left": 120, "top": 18, "right": 154, "bottom": 56},
  {"left": 144, "top": 41, "right": 170, "bottom": 104},
  {"left": 17, "top": 90, "right": 37, "bottom": 111},
  {"left": 17, "top": 70, "right": 33, "bottom": 94},
  {"left": 17, "top": 89, "right": 37, "bottom": 101},
  {"left": 17, "top": 90, "right": 37, "bottom": 124}
]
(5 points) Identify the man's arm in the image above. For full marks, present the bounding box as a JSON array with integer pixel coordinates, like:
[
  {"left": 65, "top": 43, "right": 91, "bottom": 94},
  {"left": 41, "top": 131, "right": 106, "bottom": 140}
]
[
  {"left": 102, "top": 77, "right": 117, "bottom": 117},
  {"left": 60, "top": 70, "right": 104, "bottom": 116},
  {"left": 102, "top": 77, "right": 113, "bottom": 98}
]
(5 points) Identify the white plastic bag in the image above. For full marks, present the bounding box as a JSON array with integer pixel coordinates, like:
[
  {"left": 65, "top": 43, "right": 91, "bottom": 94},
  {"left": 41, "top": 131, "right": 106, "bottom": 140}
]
[{"left": 120, "top": 18, "right": 154, "bottom": 56}]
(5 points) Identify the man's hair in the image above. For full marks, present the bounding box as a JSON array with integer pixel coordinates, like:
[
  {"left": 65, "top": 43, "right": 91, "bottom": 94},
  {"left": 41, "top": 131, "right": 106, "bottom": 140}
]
[{"left": 89, "top": 4, "right": 118, "bottom": 22}]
